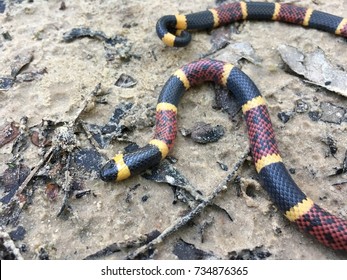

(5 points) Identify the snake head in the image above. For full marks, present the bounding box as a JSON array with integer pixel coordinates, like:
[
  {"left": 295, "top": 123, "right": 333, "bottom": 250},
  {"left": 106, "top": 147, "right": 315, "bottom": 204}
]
[{"left": 99, "top": 159, "right": 119, "bottom": 182}]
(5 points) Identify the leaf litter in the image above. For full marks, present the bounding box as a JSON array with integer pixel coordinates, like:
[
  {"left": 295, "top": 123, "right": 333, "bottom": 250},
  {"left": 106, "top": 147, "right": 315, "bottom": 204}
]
[{"left": 278, "top": 44, "right": 347, "bottom": 97}]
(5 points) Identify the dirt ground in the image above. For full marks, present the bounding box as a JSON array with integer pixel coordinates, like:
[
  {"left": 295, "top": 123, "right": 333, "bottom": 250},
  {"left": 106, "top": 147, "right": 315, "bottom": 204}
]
[{"left": 0, "top": 0, "right": 346, "bottom": 260}]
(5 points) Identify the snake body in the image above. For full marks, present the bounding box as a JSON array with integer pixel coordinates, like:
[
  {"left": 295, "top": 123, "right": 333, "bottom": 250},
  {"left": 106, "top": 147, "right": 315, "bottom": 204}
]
[
  {"left": 100, "top": 2, "right": 347, "bottom": 251},
  {"left": 156, "top": 1, "right": 347, "bottom": 47}
]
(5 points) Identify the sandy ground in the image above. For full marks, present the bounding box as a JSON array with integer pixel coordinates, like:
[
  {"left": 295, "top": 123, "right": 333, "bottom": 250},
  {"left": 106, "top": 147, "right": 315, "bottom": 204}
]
[{"left": 0, "top": 0, "right": 346, "bottom": 260}]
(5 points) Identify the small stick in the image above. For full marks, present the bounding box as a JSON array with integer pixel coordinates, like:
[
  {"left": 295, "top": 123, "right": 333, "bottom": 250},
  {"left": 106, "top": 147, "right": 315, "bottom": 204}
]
[
  {"left": 72, "top": 83, "right": 101, "bottom": 125},
  {"left": 83, "top": 230, "right": 161, "bottom": 260},
  {"left": 57, "top": 153, "right": 73, "bottom": 217},
  {"left": 79, "top": 121, "right": 105, "bottom": 156},
  {"left": 332, "top": 180, "right": 347, "bottom": 186},
  {"left": 15, "top": 146, "right": 55, "bottom": 201}
]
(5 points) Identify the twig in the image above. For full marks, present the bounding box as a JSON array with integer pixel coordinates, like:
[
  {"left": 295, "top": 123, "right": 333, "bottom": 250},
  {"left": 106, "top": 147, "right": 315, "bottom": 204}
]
[
  {"left": 332, "top": 180, "right": 347, "bottom": 186},
  {"left": 14, "top": 146, "right": 55, "bottom": 203},
  {"left": 83, "top": 230, "right": 161, "bottom": 260},
  {"left": 72, "top": 83, "right": 101, "bottom": 125},
  {"left": 57, "top": 153, "right": 73, "bottom": 217},
  {"left": 79, "top": 121, "right": 105, "bottom": 157},
  {"left": 125, "top": 148, "right": 249, "bottom": 260}
]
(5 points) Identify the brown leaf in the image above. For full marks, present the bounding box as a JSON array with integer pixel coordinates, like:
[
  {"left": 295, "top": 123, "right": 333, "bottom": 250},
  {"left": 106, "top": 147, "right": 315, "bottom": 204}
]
[
  {"left": 0, "top": 122, "right": 20, "bottom": 148},
  {"left": 45, "top": 182, "right": 61, "bottom": 201}
]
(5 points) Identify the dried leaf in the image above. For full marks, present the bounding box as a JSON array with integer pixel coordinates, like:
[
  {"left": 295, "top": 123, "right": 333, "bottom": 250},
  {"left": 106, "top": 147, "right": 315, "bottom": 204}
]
[
  {"left": 63, "top": 27, "right": 108, "bottom": 42},
  {"left": 173, "top": 239, "right": 219, "bottom": 260},
  {"left": 0, "top": 164, "right": 30, "bottom": 204},
  {"left": 181, "top": 122, "right": 225, "bottom": 144},
  {"left": 9, "top": 226, "right": 26, "bottom": 241},
  {"left": 45, "top": 182, "right": 61, "bottom": 201},
  {"left": 115, "top": 73, "right": 137, "bottom": 88},
  {"left": 213, "top": 84, "right": 240, "bottom": 119},
  {"left": 72, "top": 148, "right": 104, "bottom": 174},
  {"left": 319, "top": 102, "right": 346, "bottom": 124},
  {"left": 215, "top": 42, "right": 262, "bottom": 65},
  {"left": 142, "top": 160, "right": 190, "bottom": 188},
  {"left": 84, "top": 102, "right": 133, "bottom": 148},
  {"left": 10, "top": 51, "right": 34, "bottom": 78},
  {"left": 278, "top": 45, "right": 347, "bottom": 97},
  {"left": 0, "top": 122, "right": 20, "bottom": 148}
]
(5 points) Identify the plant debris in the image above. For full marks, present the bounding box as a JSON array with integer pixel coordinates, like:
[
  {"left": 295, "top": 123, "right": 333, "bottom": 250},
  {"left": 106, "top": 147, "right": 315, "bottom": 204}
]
[
  {"left": 198, "top": 217, "right": 215, "bottom": 243},
  {"left": 10, "top": 51, "right": 33, "bottom": 77},
  {"left": 278, "top": 45, "right": 347, "bottom": 97},
  {"left": 228, "top": 245, "right": 271, "bottom": 260},
  {"left": 211, "top": 203, "right": 234, "bottom": 222},
  {"left": 38, "top": 247, "right": 49, "bottom": 260},
  {"left": 321, "top": 135, "right": 338, "bottom": 157},
  {"left": 329, "top": 150, "right": 347, "bottom": 176},
  {"left": 9, "top": 226, "right": 26, "bottom": 241},
  {"left": 142, "top": 159, "right": 190, "bottom": 188},
  {"left": 0, "top": 50, "right": 45, "bottom": 91},
  {"left": 125, "top": 149, "right": 249, "bottom": 260},
  {"left": 319, "top": 102, "right": 346, "bottom": 124},
  {"left": 83, "top": 102, "right": 134, "bottom": 148},
  {"left": 16, "top": 68, "right": 47, "bottom": 82},
  {"left": 63, "top": 27, "right": 108, "bottom": 42},
  {"left": 213, "top": 84, "right": 240, "bottom": 120},
  {"left": 180, "top": 122, "right": 225, "bottom": 144},
  {"left": 45, "top": 182, "right": 61, "bottom": 201},
  {"left": 0, "top": 200, "right": 22, "bottom": 227},
  {"left": 277, "top": 111, "right": 293, "bottom": 123},
  {"left": 0, "top": 77, "right": 14, "bottom": 90},
  {"left": 63, "top": 28, "right": 133, "bottom": 61},
  {"left": 0, "top": 164, "right": 31, "bottom": 204},
  {"left": 278, "top": 98, "right": 346, "bottom": 124},
  {"left": 219, "top": 42, "right": 262, "bottom": 65},
  {"left": 104, "top": 35, "right": 134, "bottom": 61},
  {"left": 115, "top": 73, "right": 137, "bottom": 88},
  {"left": 142, "top": 159, "right": 205, "bottom": 205},
  {"left": 72, "top": 148, "right": 104, "bottom": 175},
  {"left": 2, "top": 31, "right": 12, "bottom": 41},
  {"left": 0, "top": 122, "right": 20, "bottom": 148},
  {"left": 294, "top": 99, "right": 310, "bottom": 113},
  {"left": 217, "top": 161, "right": 228, "bottom": 171},
  {"left": 84, "top": 230, "right": 161, "bottom": 260},
  {"left": 209, "top": 26, "right": 232, "bottom": 53},
  {"left": 59, "top": 1, "right": 66, "bottom": 11},
  {"left": 75, "top": 189, "right": 91, "bottom": 199},
  {"left": 172, "top": 238, "right": 219, "bottom": 260}
]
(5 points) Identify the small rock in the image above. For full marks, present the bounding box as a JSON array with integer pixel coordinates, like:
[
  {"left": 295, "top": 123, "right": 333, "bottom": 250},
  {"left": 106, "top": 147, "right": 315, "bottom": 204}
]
[
  {"left": 277, "top": 111, "right": 292, "bottom": 123},
  {"left": 294, "top": 99, "right": 309, "bottom": 113}
]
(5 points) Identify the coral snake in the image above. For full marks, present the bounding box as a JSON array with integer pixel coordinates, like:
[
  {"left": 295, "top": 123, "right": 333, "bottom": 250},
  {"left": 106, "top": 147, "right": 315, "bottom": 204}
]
[{"left": 100, "top": 1, "right": 347, "bottom": 251}]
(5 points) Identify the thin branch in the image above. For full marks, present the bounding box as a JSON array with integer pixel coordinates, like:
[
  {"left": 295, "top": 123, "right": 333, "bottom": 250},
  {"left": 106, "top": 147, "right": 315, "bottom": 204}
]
[
  {"left": 57, "top": 153, "right": 73, "bottom": 217},
  {"left": 15, "top": 146, "right": 55, "bottom": 203},
  {"left": 83, "top": 230, "right": 161, "bottom": 260}
]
